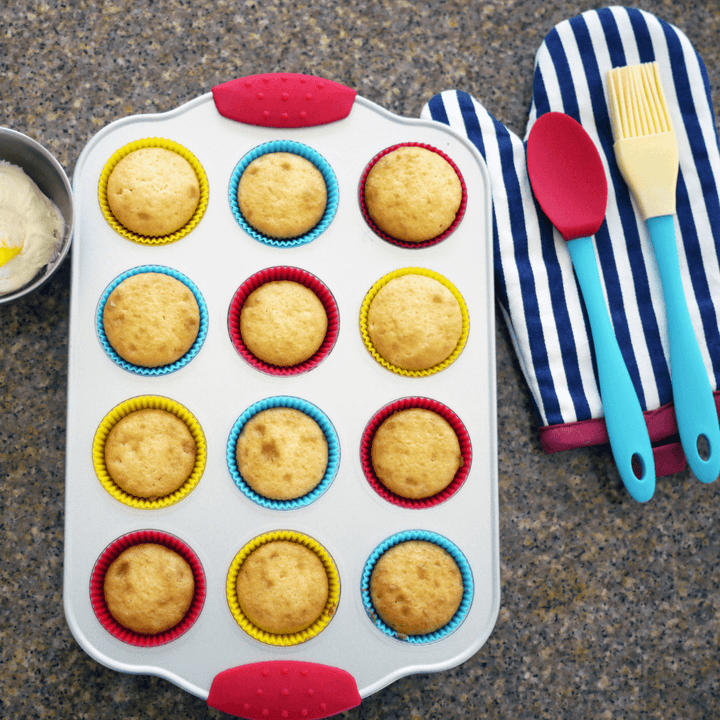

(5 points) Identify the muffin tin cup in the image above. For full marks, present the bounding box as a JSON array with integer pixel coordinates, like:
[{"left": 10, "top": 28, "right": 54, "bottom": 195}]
[
  {"left": 360, "top": 397, "right": 472, "bottom": 508},
  {"left": 360, "top": 531, "right": 473, "bottom": 644},
  {"left": 226, "top": 530, "right": 340, "bottom": 647},
  {"left": 229, "top": 140, "right": 339, "bottom": 247},
  {"left": 98, "top": 137, "right": 209, "bottom": 245},
  {"left": 359, "top": 267, "right": 470, "bottom": 377},
  {"left": 96, "top": 265, "right": 209, "bottom": 376},
  {"left": 228, "top": 266, "right": 339, "bottom": 376},
  {"left": 227, "top": 396, "right": 340, "bottom": 510},
  {"left": 92, "top": 395, "right": 207, "bottom": 509},
  {"left": 359, "top": 142, "right": 468, "bottom": 248},
  {"left": 90, "top": 529, "right": 206, "bottom": 648}
]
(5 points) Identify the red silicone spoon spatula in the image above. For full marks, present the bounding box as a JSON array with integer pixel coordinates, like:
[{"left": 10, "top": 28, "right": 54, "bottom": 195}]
[{"left": 526, "top": 112, "right": 655, "bottom": 502}]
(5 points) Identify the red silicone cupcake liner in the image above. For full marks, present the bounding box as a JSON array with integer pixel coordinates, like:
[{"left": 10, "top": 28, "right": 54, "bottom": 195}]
[
  {"left": 90, "top": 529, "right": 206, "bottom": 647},
  {"left": 360, "top": 397, "right": 472, "bottom": 508},
  {"left": 359, "top": 142, "right": 468, "bottom": 248},
  {"left": 228, "top": 266, "right": 339, "bottom": 376}
]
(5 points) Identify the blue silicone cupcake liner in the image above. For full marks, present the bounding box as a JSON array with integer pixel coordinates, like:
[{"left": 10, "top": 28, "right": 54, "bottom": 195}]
[
  {"left": 360, "top": 530, "right": 474, "bottom": 644},
  {"left": 228, "top": 140, "right": 339, "bottom": 247},
  {"left": 227, "top": 396, "right": 340, "bottom": 510},
  {"left": 97, "top": 265, "right": 208, "bottom": 376}
]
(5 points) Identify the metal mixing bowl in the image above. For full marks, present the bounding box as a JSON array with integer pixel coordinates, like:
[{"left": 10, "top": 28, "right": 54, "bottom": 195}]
[{"left": 0, "top": 127, "right": 74, "bottom": 303}]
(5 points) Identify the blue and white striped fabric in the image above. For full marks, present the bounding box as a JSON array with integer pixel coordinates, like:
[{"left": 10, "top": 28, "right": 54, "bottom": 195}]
[{"left": 422, "top": 6, "right": 720, "bottom": 443}]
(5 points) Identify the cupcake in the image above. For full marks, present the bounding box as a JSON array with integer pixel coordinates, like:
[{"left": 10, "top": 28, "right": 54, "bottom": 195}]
[
  {"left": 93, "top": 395, "right": 206, "bottom": 509},
  {"left": 227, "top": 396, "right": 340, "bottom": 510},
  {"left": 104, "top": 543, "right": 195, "bottom": 634},
  {"left": 228, "top": 267, "right": 339, "bottom": 376},
  {"left": 360, "top": 269, "right": 468, "bottom": 375},
  {"left": 237, "top": 540, "right": 328, "bottom": 634},
  {"left": 362, "top": 532, "right": 473, "bottom": 642},
  {"left": 361, "top": 143, "right": 466, "bottom": 247},
  {"left": 238, "top": 152, "right": 326, "bottom": 239},
  {"left": 241, "top": 281, "right": 327, "bottom": 367},
  {"left": 227, "top": 531, "right": 340, "bottom": 646},
  {"left": 370, "top": 540, "right": 463, "bottom": 636},
  {"left": 104, "top": 408, "right": 197, "bottom": 499},
  {"left": 90, "top": 530, "right": 206, "bottom": 647},
  {"left": 99, "top": 139, "right": 208, "bottom": 244},
  {"left": 372, "top": 408, "right": 461, "bottom": 499},
  {"left": 236, "top": 407, "right": 328, "bottom": 501},
  {"left": 229, "top": 141, "right": 338, "bottom": 247},
  {"left": 98, "top": 267, "right": 208, "bottom": 375}
]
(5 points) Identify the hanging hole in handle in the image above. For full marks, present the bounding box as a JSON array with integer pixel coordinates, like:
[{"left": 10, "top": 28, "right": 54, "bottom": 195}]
[
  {"left": 697, "top": 434, "right": 710, "bottom": 461},
  {"left": 631, "top": 454, "right": 645, "bottom": 480}
]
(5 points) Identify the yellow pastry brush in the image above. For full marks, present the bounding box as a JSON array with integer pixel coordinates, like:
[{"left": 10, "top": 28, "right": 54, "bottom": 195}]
[{"left": 608, "top": 61, "right": 720, "bottom": 484}]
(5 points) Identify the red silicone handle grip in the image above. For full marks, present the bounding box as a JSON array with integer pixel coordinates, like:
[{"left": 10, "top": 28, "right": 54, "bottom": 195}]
[
  {"left": 207, "top": 660, "right": 361, "bottom": 719},
  {"left": 212, "top": 73, "right": 357, "bottom": 128}
]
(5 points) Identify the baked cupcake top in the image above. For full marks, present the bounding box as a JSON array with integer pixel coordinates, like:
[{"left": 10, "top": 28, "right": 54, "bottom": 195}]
[
  {"left": 367, "top": 274, "right": 463, "bottom": 370},
  {"left": 370, "top": 540, "right": 463, "bottom": 636},
  {"left": 103, "top": 543, "right": 195, "bottom": 635},
  {"left": 371, "top": 408, "right": 462, "bottom": 499},
  {"left": 238, "top": 152, "right": 327, "bottom": 239},
  {"left": 364, "top": 146, "right": 462, "bottom": 243},
  {"left": 236, "top": 540, "right": 329, "bottom": 635},
  {"left": 240, "top": 280, "right": 328, "bottom": 367},
  {"left": 106, "top": 147, "right": 200, "bottom": 237},
  {"left": 236, "top": 407, "right": 328, "bottom": 500},
  {"left": 104, "top": 408, "right": 197, "bottom": 499},
  {"left": 103, "top": 272, "right": 200, "bottom": 368}
]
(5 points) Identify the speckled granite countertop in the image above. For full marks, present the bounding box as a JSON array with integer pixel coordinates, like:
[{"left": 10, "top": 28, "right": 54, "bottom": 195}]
[{"left": 2, "top": 1, "right": 720, "bottom": 718}]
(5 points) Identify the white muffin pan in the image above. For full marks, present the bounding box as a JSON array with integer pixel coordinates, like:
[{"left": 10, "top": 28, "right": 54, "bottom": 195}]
[{"left": 64, "top": 74, "right": 499, "bottom": 718}]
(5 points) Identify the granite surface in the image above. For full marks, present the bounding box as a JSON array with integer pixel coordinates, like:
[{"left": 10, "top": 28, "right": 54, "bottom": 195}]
[{"left": 3, "top": 0, "right": 720, "bottom": 718}]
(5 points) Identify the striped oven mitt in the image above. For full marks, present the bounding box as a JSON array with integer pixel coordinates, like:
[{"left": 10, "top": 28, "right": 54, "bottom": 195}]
[{"left": 422, "top": 5, "right": 720, "bottom": 477}]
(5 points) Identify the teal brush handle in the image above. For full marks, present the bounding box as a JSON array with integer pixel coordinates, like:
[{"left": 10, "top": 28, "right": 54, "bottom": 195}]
[
  {"left": 647, "top": 215, "right": 720, "bottom": 483},
  {"left": 568, "top": 236, "right": 656, "bottom": 502}
]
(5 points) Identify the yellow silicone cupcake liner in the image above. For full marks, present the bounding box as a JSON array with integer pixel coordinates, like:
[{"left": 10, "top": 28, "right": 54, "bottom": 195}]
[
  {"left": 359, "top": 267, "right": 470, "bottom": 378},
  {"left": 226, "top": 530, "right": 340, "bottom": 647},
  {"left": 98, "top": 137, "right": 209, "bottom": 245},
  {"left": 92, "top": 395, "right": 207, "bottom": 509}
]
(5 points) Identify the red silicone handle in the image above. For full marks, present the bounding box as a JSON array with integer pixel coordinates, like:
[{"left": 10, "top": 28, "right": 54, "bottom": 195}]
[
  {"left": 207, "top": 660, "right": 361, "bottom": 719},
  {"left": 212, "top": 73, "right": 357, "bottom": 128}
]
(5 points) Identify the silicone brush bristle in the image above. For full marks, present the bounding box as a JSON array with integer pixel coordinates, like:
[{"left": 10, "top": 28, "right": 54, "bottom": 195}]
[
  {"left": 607, "top": 61, "right": 678, "bottom": 220},
  {"left": 608, "top": 62, "right": 673, "bottom": 140}
]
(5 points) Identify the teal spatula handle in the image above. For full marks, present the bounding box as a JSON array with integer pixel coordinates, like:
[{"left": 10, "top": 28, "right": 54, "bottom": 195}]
[
  {"left": 568, "top": 235, "right": 656, "bottom": 502},
  {"left": 647, "top": 215, "right": 720, "bottom": 483}
]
